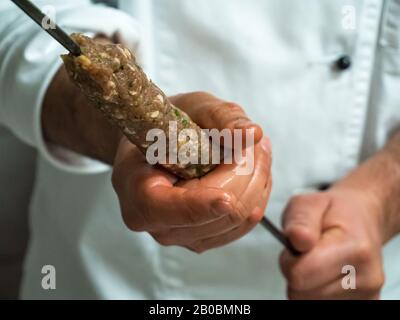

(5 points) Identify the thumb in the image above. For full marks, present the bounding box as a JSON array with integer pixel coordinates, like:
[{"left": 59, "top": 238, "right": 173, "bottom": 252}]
[{"left": 282, "top": 193, "right": 331, "bottom": 253}]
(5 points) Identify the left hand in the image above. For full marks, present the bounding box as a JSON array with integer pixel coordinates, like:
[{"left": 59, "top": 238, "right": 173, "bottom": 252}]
[
  {"left": 112, "top": 92, "right": 272, "bottom": 254},
  {"left": 279, "top": 186, "right": 386, "bottom": 300}
]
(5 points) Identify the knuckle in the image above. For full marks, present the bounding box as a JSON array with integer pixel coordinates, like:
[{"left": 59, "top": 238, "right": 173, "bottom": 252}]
[
  {"left": 209, "top": 102, "right": 246, "bottom": 124},
  {"left": 288, "top": 193, "right": 326, "bottom": 210},
  {"left": 212, "top": 192, "right": 242, "bottom": 224},
  {"left": 121, "top": 205, "right": 147, "bottom": 232},
  {"left": 141, "top": 180, "right": 155, "bottom": 199},
  {"left": 363, "top": 271, "right": 385, "bottom": 292},
  {"left": 188, "top": 242, "right": 206, "bottom": 255},
  {"left": 355, "top": 242, "right": 373, "bottom": 264},
  {"left": 209, "top": 103, "right": 227, "bottom": 122},
  {"left": 223, "top": 102, "right": 245, "bottom": 114},
  {"left": 282, "top": 196, "right": 305, "bottom": 224},
  {"left": 152, "top": 233, "right": 174, "bottom": 247},
  {"left": 252, "top": 210, "right": 264, "bottom": 223},
  {"left": 286, "top": 195, "right": 305, "bottom": 211},
  {"left": 191, "top": 90, "right": 209, "bottom": 97},
  {"left": 194, "top": 248, "right": 206, "bottom": 254},
  {"left": 111, "top": 168, "right": 122, "bottom": 192},
  {"left": 122, "top": 212, "right": 146, "bottom": 232},
  {"left": 129, "top": 223, "right": 146, "bottom": 232}
]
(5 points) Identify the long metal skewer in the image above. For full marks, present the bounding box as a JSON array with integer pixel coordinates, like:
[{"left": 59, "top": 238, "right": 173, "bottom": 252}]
[
  {"left": 261, "top": 217, "right": 300, "bottom": 256},
  {"left": 11, "top": 0, "right": 81, "bottom": 56}
]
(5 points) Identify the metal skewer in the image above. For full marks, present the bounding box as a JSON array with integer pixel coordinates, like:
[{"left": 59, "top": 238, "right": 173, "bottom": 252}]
[
  {"left": 261, "top": 217, "right": 300, "bottom": 256},
  {"left": 11, "top": 0, "right": 81, "bottom": 56}
]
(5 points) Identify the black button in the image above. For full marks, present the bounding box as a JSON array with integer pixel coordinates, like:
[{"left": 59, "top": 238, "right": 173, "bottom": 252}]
[{"left": 334, "top": 55, "right": 352, "bottom": 71}]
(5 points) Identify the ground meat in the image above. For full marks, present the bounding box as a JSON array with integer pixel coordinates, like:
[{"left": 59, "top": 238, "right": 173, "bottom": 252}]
[{"left": 62, "top": 34, "right": 217, "bottom": 179}]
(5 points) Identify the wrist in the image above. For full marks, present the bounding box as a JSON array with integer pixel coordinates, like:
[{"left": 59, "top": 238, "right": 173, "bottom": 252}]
[
  {"left": 380, "top": 131, "right": 400, "bottom": 239},
  {"left": 335, "top": 149, "right": 400, "bottom": 242}
]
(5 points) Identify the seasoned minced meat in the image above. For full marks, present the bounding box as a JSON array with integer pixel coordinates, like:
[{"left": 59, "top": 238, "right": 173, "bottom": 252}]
[{"left": 62, "top": 34, "right": 217, "bottom": 179}]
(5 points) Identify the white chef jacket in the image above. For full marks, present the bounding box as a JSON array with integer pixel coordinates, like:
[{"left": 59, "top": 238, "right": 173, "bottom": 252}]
[{"left": 0, "top": 0, "right": 400, "bottom": 299}]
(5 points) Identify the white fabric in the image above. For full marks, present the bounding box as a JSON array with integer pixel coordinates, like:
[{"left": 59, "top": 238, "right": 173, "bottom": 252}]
[{"left": 0, "top": 0, "right": 399, "bottom": 299}]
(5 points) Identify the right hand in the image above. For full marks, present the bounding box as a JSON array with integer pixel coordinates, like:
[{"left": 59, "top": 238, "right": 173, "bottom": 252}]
[{"left": 112, "top": 92, "right": 272, "bottom": 253}]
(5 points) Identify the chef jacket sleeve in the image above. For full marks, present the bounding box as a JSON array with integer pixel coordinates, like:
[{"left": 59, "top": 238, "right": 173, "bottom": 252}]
[{"left": 0, "top": 0, "right": 140, "bottom": 174}]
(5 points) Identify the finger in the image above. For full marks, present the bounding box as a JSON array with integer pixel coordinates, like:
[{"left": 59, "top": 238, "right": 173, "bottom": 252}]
[
  {"left": 113, "top": 137, "right": 177, "bottom": 193},
  {"left": 152, "top": 212, "right": 243, "bottom": 246},
  {"left": 166, "top": 140, "right": 271, "bottom": 246},
  {"left": 113, "top": 138, "right": 240, "bottom": 229},
  {"left": 187, "top": 206, "right": 265, "bottom": 253},
  {"left": 280, "top": 228, "right": 358, "bottom": 291},
  {"left": 146, "top": 185, "right": 243, "bottom": 229},
  {"left": 170, "top": 92, "right": 263, "bottom": 144},
  {"left": 188, "top": 137, "right": 272, "bottom": 207},
  {"left": 282, "top": 193, "right": 331, "bottom": 253},
  {"left": 164, "top": 171, "right": 272, "bottom": 246},
  {"left": 236, "top": 138, "right": 272, "bottom": 212},
  {"left": 281, "top": 227, "right": 385, "bottom": 293}
]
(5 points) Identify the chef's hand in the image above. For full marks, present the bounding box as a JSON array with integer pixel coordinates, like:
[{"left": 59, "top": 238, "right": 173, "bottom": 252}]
[
  {"left": 112, "top": 92, "right": 272, "bottom": 253},
  {"left": 279, "top": 185, "right": 387, "bottom": 300},
  {"left": 280, "top": 130, "right": 400, "bottom": 300}
]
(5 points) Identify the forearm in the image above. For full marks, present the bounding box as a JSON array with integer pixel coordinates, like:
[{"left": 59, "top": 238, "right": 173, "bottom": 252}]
[
  {"left": 335, "top": 129, "right": 400, "bottom": 242},
  {"left": 42, "top": 66, "right": 122, "bottom": 165},
  {"left": 42, "top": 66, "right": 185, "bottom": 166},
  {"left": 380, "top": 130, "right": 400, "bottom": 238}
]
